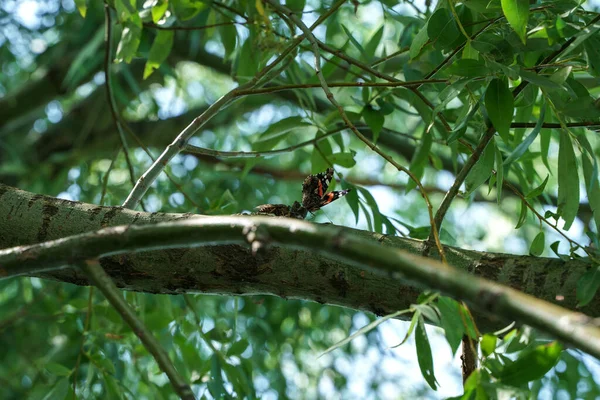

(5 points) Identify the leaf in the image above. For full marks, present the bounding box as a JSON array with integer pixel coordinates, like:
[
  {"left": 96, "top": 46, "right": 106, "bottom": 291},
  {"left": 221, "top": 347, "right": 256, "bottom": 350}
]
[
  {"left": 143, "top": 30, "right": 174, "bottom": 79},
  {"left": 46, "top": 363, "right": 72, "bottom": 377},
  {"left": 227, "top": 339, "right": 249, "bottom": 357},
  {"left": 498, "top": 341, "right": 562, "bottom": 386},
  {"left": 578, "top": 135, "right": 600, "bottom": 234},
  {"left": 365, "top": 25, "right": 385, "bottom": 61},
  {"left": 172, "top": 0, "right": 206, "bottom": 21},
  {"left": 221, "top": 24, "right": 237, "bottom": 60},
  {"left": 407, "top": 132, "right": 432, "bottom": 193},
  {"left": 115, "top": 20, "right": 143, "bottom": 64},
  {"left": 208, "top": 354, "right": 224, "bottom": 399},
  {"left": 42, "top": 378, "right": 70, "bottom": 400},
  {"left": 104, "top": 373, "right": 124, "bottom": 400},
  {"left": 584, "top": 35, "right": 600, "bottom": 77},
  {"left": 557, "top": 132, "right": 579, "bottom": 230},
  {"left": 485, "top": 78, "right": 513, "bottom": 142},
  {"left": 320, "top": 309, "right": 409, "bottom": 357},
  {"left": 363, "top": 106, "right": 384, "bottom": 143},
  {"left": 151, "top": 0, "right": 169, "bottom": 23},
  {"left": 253, "top": 117, "right": 312, "bottom": 151},
  {"left": 427, "top": 8, "right": 460, "bottom": 50},
  {"left": 503, "top": 101, "right": 545, "bottom": 167},
  {"left": 390, "top": 310, "right": 420, "bottom": 348},
  {"left": 437, "top": 297, "right": 465, "bottom": 355},
  {"left": 529, "top": 231, "right": 545, "bottom": 256},
  {"left": 495, "top": 143, "right": 503, "bottom": 204},
  {"left": 577, "top": 265, "right": 600, "bottom": 307},
  {"left": 525, "top": 175, "right": 549, "bottom": 199},
  {"left": 359, "top": 187, "right": 383, "bottom": 233},
  {"left": 329, "top": 152, "right": 356, "bottom": 168},
  {"left": 465, "top": 138, "right": 495, "bottom": 195},
  {"left": 415, "top": 315, "right": 438, "bottom": 390},
  {"left": 447, "top": 59, "right": 488, "bottom": 77},
  {"left": 515, "top": 200, "right": 528, "bottom": 229},
  {"left": 341, "top": 24, "right": 369, "bottom": 60},
  {"left": 410, "top": 21, "right": 429, "bottom": 59},
  {"left": 501, "top": 0, "right": 529, "bottom": 44},
  {"left": 519, "top": 68, "right": 563, "bottom": 91},
  {"left": 481, "top": 334, "right": 497, "bottom": 357},
  {"left": 74, "top": 0, "right": 87, "bottom": 17}
]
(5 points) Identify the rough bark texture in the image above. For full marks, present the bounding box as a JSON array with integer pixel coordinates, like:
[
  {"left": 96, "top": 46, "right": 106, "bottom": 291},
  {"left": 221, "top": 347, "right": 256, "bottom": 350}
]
[{"left": 0, "top": 184, "right": 596, "bottom": 330}]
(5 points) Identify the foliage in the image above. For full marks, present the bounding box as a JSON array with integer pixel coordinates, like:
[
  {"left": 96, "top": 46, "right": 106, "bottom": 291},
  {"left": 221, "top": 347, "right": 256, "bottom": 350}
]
[{"left": 1, "top": 0, "right": 600, "bottom": 398}]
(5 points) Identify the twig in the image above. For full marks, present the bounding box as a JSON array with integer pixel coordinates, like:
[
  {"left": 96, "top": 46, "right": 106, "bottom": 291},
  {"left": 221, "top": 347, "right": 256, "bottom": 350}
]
[
  {"left": 122, "top": 0, "right": 347, "bottom": 209},
  {"left": 79, "top": 260, "right": 195, "bottom": 400},
  {"left": 72, "top": 287, "right": 94, "bottom": 398},
  {"left": 266, "top": 0, "right": 447, "bottom": 263},
  {"left": 143, "top": 21, "right": 246, "bottom": 31},
  {"left": 370, "top": 47, "right": 410, "bottom": 67}
]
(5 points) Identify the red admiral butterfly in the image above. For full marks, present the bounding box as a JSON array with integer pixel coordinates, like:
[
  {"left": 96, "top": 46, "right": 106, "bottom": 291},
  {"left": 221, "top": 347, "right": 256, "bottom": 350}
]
[{"left": 302, "top": 167, "right": 351, "bottom": 212}]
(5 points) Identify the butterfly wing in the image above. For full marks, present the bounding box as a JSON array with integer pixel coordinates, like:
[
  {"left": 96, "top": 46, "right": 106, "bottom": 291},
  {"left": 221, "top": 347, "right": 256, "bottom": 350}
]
[{"left": 319, "top": 189, "right": 351, "bottom": 208}]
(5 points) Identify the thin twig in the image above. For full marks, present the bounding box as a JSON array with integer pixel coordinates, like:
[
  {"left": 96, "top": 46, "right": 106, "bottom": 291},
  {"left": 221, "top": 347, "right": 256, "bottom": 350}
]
[
  {"left": 144, "top": 21, "right": 246, "bottom": 31},
  {"left": 266, "top": 0, "right": 447, "bottom": 263},
  {"left": 79, "top": 260, "right": 195, "bottom": 400}
]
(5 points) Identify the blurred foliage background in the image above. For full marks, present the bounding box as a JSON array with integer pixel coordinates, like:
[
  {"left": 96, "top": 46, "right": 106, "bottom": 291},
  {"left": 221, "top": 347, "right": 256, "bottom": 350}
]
[{"left": 2, "top": 0, "right": 600, "bottom": 398}]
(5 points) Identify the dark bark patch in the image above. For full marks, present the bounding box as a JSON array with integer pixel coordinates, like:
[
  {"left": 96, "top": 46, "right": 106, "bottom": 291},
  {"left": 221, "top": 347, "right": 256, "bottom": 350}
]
[
  {"left": 38, "top": 201, "right": 59, "bottom": 242},
  {"left": 209, "top": 245, "right": 263, "bottom": 281},
  {"left": 100, "top": 207, "right": 121, "bottom": 227},
  {"left": 89, "top": 206, "right": 104, "bottom": 221},
  {"left": 329, "top": 270, "right": 349, "bottom": 298},
  {"left": 28, "top": 194, "right": 43, "bottom": 209},
  {"left": 0, "top": 184, "right": 8, "bottom": 201}
]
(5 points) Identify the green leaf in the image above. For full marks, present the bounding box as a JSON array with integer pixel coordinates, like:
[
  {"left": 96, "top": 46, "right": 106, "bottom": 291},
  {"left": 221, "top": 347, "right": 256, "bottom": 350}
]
[
  {"left": 498, "top": 341, "right": 562, "bottom": 386},
  {"left": 329, "top": 152, "right": 356, "bottom": 168},
  {"left": 515, "top": 200, "right": 528, "bottom": 229},
  {"left": 254, "top": 117, "right": 312, "bottom": 151},
  {"left": 529, "top": 231, "right": 545, "bottom": 256},
  {"left": 341, "top": 24, "right": 369, "bottom": 60},
  {"left": 311, "top": 136, "right": 333, "bottom": 173},
  {"left": 501, "top": 0, "right": 529, "bottom": 44},
  {"left": 427, "top": 8, "right": 461, "bottom": 50},
  {"left": 525, "top": 175, "right": 549, "bottom": 199},
  {"left": 227, "top": 339, "right": 249, "bottom": 357},
  {"left": 437, "top": 297, "right": 465, "bottom": 355},
  {"left": 320, "top": 309, "right": 410, "bottom": 356},
  {"left": 208, "top": 354, "right": 224, "bottom": 399},
  {"left": 495, "top": 143, "right": 503, "bottom": 204},
  {"left": 485, "top": 79, "right": 513, "bottom": 142},
  {"left": 151, "top": 0, "right": 169, "bottom": 23},
  {"left": 104, "top": 373, "right": 124, "bottom": 400},
  {"left": 503, "top": 101, "right": 545, "bottom": 167},
  {"left": 577, "top": 265, "right": 600, "bottom": 307},
  {"left": 584, "top": 35, "right": 600, "bottom": 77},
  {"left": 519, "top": 68, "right": 563, "bottom": 91},
  {"left": 465, "top": 138, "right": 495, "bottom": 195},
  {"left": 462, "top": 39, "right": 479, "bottom": 60},
  {"left": 359, "top": 187, "right": 383, "bottom": 233},
  {"left": 42, "top": 378, "right": 70, "bottom": 400},
  {"left": 415, "top": 315, "right": 438, "bottom": 390},
  {"left": 221, "top": 24, "right": 237, "bottom": 60},
  {"left": 390, "top": 310, "right": 420, "bottom": 348},
  {"left": 365, "top": 25, "right": 385, "bottom": 60},
  {"left": 172, "top": 0, "right": 206, "bottom": 21},
  {"left": 410, "top": 21, "right": 430, "bottom": 59},
  {"left": 578, "top": 135, "right": 600, "bottom": 234},
  {"left": 74, "top": 0, "right": 87, "bottom": 17},
  {"left": 363, "top": 106, "right": 384, "bottom": 143},
  {"left": 46, "top": 363, "right": 73, "bottom": 377},
  {"left": 480, "top": 334, "right": 497, "bottom": 357},
  {"left": 407, "top": 132, "right": 432, "bottom": 193},
  {"left": 557, "top": 132, "right": 580, "bottom": 230},
  {"left": 447, "top": 59, "right": 488, "bottom": 77},
  {"left": 115, "top": 20, "right": 142, "bottom": 64},
  {"left": 143, "top": 30, "right": 174, "bottom": 79}
]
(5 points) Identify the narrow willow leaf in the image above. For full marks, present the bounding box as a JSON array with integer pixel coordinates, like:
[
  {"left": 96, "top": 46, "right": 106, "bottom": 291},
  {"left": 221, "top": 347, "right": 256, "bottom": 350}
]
[
  {"left": 320, "top": 309, "right": 410, "bottom": 357},
  {"left": 143, "top": 30, "right": 174, "bottom": 79},
  {"left": 447, "top": 59, "right": 488, "bottom": 77},
  {"left": 525, "top": 175, "right": 549, "bottom": 199},
  {"left": 437, "top": 297, "right": 465, "bottom": 355},
  {"left": 557, "top": 132, "right": 580, "bottom": 230},
  {"left": 529, "top": 231, "right": 545, "bottom": 256},
  {"left": 427, "top": 8, "right": 460, "bottom": 50},
  {"left": 410, "top": 21, "right": 429, "bottom": 59},
  {"left": 328, "top": 152, "right": 356, "bottom": 168},
  {"left": 577, "top": 265, "right": 600, "bottom": 307},
  {"left": 415, "top": 315, "right": 438, "bottom": 390},
  {"left": 365, "top": 25, "right": 385, "bottom": 61},
  {"left": 406, "top": 132, "right": 432, "bottom": 193},
  {"left": 495, "top": 143, "right": 504, "bottom": 204},
  {"left": 151, "top": 0, "right": 169, "bottom": 23},
  {"left": 390, "top": 310, "right": 420, "bottom": 348},
  {"left": 485, "top": 79, "right": 513, "bottom": 142},
  {"left": 577, "top": 135, "right": 600, "bottom": 234},
  {"left": 115, "top": 20, "right": 142, "bottom": 63},
  {"left": 504, "top": 101, "right": 545, "bottom": 167},
  {"left": 208, "top": 354, "right": 224, "bottom": 399},
  {"left": 342, "top": 24, "right": 369, "bottom": 60},
  {"left": 363, "top": 107, "right": 384, "bottom": 143},
  {"left": 480, "top": 334, "right": 497, "bottom": 357},
  {"left": 515, "top": 200, "right": 528, "bottom": 229},
  {"left": 498, "top": 342, "right": 562, "bottom": 386},
  {"left": 465, "top": 139, "right": 495, "bottom": 195},
  {"left": 75, "top": 0, "right": 87, "bottom": 17},
  {"left": 501, "top": 0, "right": 529, "bottom": 44},
  {"left": 359, "top": 187, "right": 383, "bottom": 233}
]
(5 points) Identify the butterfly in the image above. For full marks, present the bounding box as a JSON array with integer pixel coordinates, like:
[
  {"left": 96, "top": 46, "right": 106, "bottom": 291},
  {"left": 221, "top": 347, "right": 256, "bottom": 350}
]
[
  {"left": 301, "top": 168, "right": 351, "bottom": 212},
  {"left": 254, "top": 201, "right": 308, "bottom": 219}
]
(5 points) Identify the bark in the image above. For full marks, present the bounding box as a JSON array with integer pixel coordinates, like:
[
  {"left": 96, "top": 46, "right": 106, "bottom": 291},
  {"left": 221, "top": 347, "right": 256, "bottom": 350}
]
[{"left": 0, "top": 183, "right": 596, "bottom": 332}]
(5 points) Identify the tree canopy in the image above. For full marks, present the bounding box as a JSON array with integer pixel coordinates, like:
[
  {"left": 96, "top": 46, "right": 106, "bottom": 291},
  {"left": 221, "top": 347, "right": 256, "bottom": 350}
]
[{"left": 1, "top": 0, "right": 600, "bottom": 398}]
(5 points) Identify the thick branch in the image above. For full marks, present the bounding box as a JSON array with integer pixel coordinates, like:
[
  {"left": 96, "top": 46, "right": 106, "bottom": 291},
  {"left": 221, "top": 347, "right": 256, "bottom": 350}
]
[
  {"left": 0, "top": 184, "right": 597, "bottom": 333},
  {"left": 1, "top": 201, "right": 599, "bottom": 357}
]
